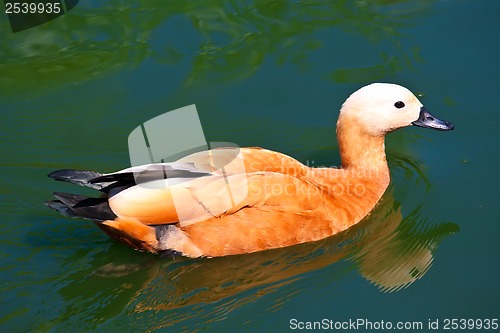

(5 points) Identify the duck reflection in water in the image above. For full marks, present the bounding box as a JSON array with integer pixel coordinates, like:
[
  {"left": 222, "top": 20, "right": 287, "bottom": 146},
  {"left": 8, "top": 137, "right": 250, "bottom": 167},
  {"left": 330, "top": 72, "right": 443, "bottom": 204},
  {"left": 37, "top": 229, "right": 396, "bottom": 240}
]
[{"left": 54, "top": 181, "right": 457, "bottom": 327}]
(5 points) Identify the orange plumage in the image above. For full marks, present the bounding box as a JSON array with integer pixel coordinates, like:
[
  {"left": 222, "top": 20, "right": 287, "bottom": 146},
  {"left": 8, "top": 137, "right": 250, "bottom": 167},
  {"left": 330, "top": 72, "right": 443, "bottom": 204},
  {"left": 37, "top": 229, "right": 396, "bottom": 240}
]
[{"left": 46, "top": 83, "right": 453, "bottom": 257}]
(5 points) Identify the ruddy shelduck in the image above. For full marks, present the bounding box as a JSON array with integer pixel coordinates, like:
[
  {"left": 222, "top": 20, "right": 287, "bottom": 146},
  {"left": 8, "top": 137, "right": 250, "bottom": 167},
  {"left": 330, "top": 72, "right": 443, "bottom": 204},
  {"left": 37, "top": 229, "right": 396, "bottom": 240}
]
[{"left": 46, "top": 83, "right": 454, "bottom": 257}]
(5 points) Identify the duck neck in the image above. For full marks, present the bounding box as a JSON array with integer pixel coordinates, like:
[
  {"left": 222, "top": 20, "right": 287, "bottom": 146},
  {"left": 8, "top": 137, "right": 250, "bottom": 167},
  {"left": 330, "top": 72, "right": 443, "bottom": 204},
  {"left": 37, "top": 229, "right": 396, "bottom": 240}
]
[{"left": 336, "top": 115, "right": 390, "bottom": 184}]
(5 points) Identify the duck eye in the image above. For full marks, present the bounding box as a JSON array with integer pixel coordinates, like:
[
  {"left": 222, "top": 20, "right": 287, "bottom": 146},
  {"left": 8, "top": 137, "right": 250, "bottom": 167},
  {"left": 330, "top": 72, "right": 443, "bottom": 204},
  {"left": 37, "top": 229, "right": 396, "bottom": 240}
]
[{"left": 394, "top": 101, "right": 405, "bottom": 109}]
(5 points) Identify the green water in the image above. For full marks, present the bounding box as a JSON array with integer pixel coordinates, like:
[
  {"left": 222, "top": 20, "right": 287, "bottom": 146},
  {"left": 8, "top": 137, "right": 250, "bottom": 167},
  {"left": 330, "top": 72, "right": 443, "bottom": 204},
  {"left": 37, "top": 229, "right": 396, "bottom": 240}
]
[{"left": 1, "top": 1, "right": 499, "bottom": 332}]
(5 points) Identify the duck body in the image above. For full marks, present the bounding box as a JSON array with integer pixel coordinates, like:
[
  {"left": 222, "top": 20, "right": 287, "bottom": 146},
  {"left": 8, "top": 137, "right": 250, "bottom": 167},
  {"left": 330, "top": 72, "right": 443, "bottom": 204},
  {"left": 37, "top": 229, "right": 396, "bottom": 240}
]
[{"left": 46, "top": 83, "right": 453, "bottom": 257}]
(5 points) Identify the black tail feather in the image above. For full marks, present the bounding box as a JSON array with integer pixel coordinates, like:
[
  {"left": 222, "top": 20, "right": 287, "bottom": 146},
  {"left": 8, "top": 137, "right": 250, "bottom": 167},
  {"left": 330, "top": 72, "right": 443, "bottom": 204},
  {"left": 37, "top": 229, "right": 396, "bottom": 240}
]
[
  {"left": 53, "top": 192, "right": 94, "bottom": 206},
  {"left": 45, "top": 192, "right": 117, "bottom": 221}
]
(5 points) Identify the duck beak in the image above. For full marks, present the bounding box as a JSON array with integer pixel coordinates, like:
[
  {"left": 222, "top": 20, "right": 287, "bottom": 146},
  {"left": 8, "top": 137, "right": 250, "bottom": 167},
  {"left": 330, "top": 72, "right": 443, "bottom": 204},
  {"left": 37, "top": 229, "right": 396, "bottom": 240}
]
[{"left": 412, "top": 106, "right": 454, "bottom": 131}]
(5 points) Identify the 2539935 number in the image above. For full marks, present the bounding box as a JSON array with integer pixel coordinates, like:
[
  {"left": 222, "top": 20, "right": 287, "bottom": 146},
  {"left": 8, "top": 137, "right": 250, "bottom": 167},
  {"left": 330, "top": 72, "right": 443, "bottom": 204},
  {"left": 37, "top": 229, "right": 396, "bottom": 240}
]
[
  {"left": 5, "top": 2, "right": 62, "bottom": 14},
  {"left": 443, "top": 318, "right": 498, "bottom": 330}
]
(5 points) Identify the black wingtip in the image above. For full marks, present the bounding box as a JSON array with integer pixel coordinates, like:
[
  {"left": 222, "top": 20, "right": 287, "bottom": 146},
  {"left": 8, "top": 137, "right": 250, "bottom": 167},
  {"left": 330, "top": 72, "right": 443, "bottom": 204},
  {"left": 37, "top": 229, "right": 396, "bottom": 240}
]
[
  {"left": 48, "top": 169, "right": 102, "bottom": 180},
  {"left": 47, "top": 169, "right": 105, "bottom": 190}
]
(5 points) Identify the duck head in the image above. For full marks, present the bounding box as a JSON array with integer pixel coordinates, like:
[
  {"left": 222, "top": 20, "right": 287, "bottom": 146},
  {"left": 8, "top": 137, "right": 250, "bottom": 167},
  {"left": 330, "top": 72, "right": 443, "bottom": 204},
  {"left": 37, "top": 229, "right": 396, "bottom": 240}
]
[{"left": 338, "top": 83, "right": 454, "bottom": 136}]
